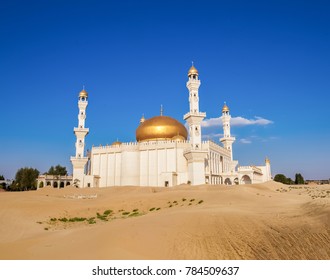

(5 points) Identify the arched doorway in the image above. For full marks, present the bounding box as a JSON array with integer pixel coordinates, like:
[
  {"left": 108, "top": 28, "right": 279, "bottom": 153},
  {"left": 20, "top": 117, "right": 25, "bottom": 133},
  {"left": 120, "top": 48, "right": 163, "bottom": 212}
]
[
  {"left": 224, "top": 178, "right": 232, "bottom": 185},
  {"left": 60, "top": 182, "right": 65, "bottom": 188},
  {"left": 53, "top": 182, "right": 58, "bottom": 188},
  {"left": 39, "top": 181, "right": 44, "bottom": 188},
  {"left": 241, "top": 175, "right": 252, "bottom": 184}
]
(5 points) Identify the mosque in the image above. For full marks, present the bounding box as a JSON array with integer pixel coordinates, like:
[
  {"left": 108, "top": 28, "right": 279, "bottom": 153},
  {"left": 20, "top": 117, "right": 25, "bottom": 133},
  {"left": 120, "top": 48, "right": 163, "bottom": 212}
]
[{"left": 70, "top": 65, "right": 271, "bottom": 188}]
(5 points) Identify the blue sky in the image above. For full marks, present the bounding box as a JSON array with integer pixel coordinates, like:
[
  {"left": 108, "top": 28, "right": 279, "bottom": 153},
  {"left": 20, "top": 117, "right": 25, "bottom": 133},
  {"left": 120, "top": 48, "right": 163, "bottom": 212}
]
[{"left": 1, "top": 0, "right": 329, "bottom": 180}]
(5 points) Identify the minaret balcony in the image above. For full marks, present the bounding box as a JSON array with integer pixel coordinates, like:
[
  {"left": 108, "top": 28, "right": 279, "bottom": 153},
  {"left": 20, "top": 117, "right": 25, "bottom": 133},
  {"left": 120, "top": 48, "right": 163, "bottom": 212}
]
[
  {"left": 74, "top": 127, "right": 89, "bottom": 133},
  {"left": 184, "top": 111, "right": 206, "bottom": 119}
]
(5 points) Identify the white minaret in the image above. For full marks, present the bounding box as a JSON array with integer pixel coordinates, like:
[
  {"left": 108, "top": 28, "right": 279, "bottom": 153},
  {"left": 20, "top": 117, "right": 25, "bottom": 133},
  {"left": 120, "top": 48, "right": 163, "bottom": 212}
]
[
  {"left": 183, "top": 65, "right": 207, "bottom": 185},
  {"left": 265, "top": 157, "right": 272, "bottom": 181},
  {"left": 220, "top": 103, "right": 235, "bottom": 160},
  {"left": 183, "top": 65, "right": 206, "bottom": 149},
  {"left": 70, "top": 88, "right": 89, "bottom": 188}
]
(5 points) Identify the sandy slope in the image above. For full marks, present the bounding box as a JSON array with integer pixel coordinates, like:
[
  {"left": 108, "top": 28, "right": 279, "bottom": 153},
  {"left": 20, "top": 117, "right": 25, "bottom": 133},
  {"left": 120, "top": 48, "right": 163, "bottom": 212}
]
[{"left": 0, "top": 182, "right": 329, "bottom": 260}]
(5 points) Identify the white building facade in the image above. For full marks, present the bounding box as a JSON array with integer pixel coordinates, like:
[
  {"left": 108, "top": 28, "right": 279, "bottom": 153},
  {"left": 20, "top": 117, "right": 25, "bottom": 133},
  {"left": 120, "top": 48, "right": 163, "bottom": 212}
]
[{"left": 71, "top": 66, "right": 272, "bottom": 188}]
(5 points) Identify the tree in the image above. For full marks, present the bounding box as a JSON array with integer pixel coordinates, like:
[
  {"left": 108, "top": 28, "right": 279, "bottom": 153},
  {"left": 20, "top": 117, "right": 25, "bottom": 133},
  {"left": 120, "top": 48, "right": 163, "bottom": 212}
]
[
  {"left": 10, "top": 167, "right": 39, "bottom": 191},
  {"left": 274, "top": 174, "right": 294, "bottom": 185},
  {"left": 46, "top": 165, "right": 68, "bottom": 176},
  {"left": 0, "top": 175, "right": 4, "bottom": 180},
  {"left": 274, "top": 174, "right": 288, "bottom": 184},
  {"left": 295, "top": 173, "right": 305, "bottom": 185}
]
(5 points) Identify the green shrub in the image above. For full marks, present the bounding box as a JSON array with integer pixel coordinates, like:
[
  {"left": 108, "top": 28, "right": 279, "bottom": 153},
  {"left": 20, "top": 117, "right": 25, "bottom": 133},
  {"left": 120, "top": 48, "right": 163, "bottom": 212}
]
[
  {"left": 68, "top": 217, "right": 86, "bottom": 222},
  {"left": 88, "top": 217, "right": 96, "bottom": 224},
  {"left": 149, "top": 207, "right": 156, "bottom": 211},
  {"left": 103, "top": 209, "right": 113, "bottom": 216},
  {"left": 129, "top": 212, "right": 140, "bottom": 217},
  {"left": 96, "top": 213, "right": 108, "bottom": 221}
]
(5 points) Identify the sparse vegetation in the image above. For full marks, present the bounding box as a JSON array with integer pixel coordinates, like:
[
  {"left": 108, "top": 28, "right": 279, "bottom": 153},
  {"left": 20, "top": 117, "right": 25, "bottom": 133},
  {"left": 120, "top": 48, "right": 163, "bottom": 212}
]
[
  {"left": 88, "top": 217, "right": 96, "bottom": 224},
  {"left": 129, "top": 212, "right": 141, "bottom": 217},
  {"left": 103, "top": 209, "right": 113, "bottom": 216},
  {"left": 96, "top": 212, "right": 108, "bottom": 221},
  {"left": 43, "top": 197, "right": 206, "bottom": 230},
  {"left": 68, "top": 217, "right": 86, "bottom": 222}
]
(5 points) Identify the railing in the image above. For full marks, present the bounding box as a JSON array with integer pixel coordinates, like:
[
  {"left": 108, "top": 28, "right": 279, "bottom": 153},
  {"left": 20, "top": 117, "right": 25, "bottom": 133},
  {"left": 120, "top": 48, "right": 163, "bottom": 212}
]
[
  {"left": 183, "top": 111, "right": 206, "bottom": 119},
  {"left": 238, "top": 165, "right": 263, "bottom": 173},
  {"left": 92, "top": 140, "right": 190, "bottom": 151}
]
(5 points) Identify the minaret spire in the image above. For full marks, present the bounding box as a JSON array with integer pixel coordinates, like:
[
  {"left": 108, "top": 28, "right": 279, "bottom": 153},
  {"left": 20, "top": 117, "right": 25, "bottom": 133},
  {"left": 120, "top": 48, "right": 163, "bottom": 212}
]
[
  {"left": 220, "top": 103, "right": 235, "bottom": 160},
  {"left": 70, "top": 88, "right": 90, "bottom": 188},
  {"left": 184, "top": 64, "right": 205, "bottom": 149},
  {"left": 183, "top": 64, "right": 208, "bottom": 185}
]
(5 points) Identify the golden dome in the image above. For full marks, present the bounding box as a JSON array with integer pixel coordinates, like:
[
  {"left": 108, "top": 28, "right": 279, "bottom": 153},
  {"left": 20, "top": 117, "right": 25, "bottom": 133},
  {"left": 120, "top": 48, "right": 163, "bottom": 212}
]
[
  {"left": 136, "top": 116, "right": 188, "bottom": 142},
  {"left": 188, "top": 65, "right": 198, "bottom": 76},
  {"left": 79, "top": 89, "right": 88, "bottom": 98},
  {"left": 172, "top": 134, "right": 186, "bottom": 141},
  {"left": 222, "top": 103, "right": 229, "bottom": 113}
]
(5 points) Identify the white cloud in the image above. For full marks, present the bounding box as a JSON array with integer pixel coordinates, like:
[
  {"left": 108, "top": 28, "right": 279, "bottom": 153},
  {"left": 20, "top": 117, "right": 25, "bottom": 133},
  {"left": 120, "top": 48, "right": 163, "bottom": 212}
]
[
  {"left": 202, "top": 116, "right": 273, "bottom": 127},
  {"left": 201, "top": 117, "right": 222, "bottom": 128},
  {"left": 232, "top": 116, "right": 273, "bottom": 126},
  {"left": 240, "top": 138, "right": 252, "bottom": 144},
  {"left": 202, "top": 133, "right": 223, "bottom": 140}
]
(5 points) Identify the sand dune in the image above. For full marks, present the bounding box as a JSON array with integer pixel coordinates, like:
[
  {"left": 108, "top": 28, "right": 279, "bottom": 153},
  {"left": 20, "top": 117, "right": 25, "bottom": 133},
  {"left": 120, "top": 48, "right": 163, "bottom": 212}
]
[{"left": 0, "top": 181, "right": 329, "bottom": 260}]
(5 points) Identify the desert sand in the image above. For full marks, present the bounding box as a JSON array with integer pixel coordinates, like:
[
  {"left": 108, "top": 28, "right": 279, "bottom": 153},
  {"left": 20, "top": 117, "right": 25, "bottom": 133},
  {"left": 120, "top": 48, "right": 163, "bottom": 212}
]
[{"left": 0, "top": 181, "right": 329, "bottom": 260}]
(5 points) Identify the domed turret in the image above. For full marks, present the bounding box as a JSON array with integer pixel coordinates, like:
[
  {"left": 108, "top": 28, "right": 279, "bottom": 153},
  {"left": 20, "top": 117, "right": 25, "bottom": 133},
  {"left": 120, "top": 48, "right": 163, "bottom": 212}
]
[
  {"left": 222, "top": 103, "right": 229, "bottom": 113},
  {"left": 111, "top": 140, "right": 122, "bottom": 146},
  {"left": 188, "top": 65, "right": 198, "bottom": 77},
  {"left": 79, "top": 89, "right": 88, "bottom": 98},
  {"left": 136, "top": 116, "right": 188, "bottom": 142}
]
